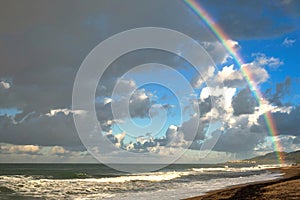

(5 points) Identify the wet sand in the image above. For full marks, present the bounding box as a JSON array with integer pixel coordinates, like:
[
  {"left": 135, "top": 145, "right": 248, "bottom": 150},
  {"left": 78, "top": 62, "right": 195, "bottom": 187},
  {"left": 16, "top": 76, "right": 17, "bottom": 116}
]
[{"left": 184, "top": 166, "right": 300, "bottom": 200}]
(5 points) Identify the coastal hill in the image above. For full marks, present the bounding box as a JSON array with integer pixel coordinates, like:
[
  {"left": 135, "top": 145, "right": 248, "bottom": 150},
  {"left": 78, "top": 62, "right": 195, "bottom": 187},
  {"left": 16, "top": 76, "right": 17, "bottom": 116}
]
[
  {"left": 225, "top": 150, "right": 300, "bottom": 165},
  {"left": 244, "top": 150, "right": 300, "bottom": 164}
]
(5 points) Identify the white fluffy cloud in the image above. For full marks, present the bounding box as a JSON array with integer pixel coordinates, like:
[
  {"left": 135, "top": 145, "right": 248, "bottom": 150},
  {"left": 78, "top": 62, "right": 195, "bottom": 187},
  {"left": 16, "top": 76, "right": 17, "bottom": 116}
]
[
  {"left": 0, "top": 144, "right": 41, "bottom": 154},
  {"left": 0, "top": 80, "right": 10, "bottom": 89},
  {"left": 212, "top": 54, "right": 281, "bottom": 89},
  {"left": 50, "top": 146, "right": 68, "bottom": 155},
  {"left": 215, "top": 65, "right": 245, "bottom": 87},
  {"left": 255, "top": 135, "right": 300, "bottom": 153},
  {"left": 166, "top": 125, "right": 187, "bottom": 147},
  {"left": 282, "top": 37, "right": 296, "bottom": 47},
  {"left": 46, "top": 108, "right": 86, "bottom": 117},
  {"left": 225, "top": 39, "right": 241, "bottom": 49},
  {"left": 192, "top": 66, "right": 215, "bottom": 89},
  {"left": 201, "top": 40, "right": 240, "bottom": 64},
  {"left": 241, "top": 62, "right": 269, "bottom": 84},
  {"left": 253, "top": 53, "right": 284, "bottom": 69},
  {"left": 200, "top": 86, "right": 236, "bottom": 111}
]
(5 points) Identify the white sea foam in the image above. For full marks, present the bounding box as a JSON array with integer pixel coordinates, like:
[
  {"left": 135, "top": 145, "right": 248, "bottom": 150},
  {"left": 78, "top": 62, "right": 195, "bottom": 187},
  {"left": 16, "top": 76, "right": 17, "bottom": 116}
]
[
  {"left": 192, "top": 164, "right": 289, "bottom": 173},
  {"left": 103, "top": 172, "right": 282, "bottom": 200},
  {"left": 34, "top": 171, "right": 191, "bottom": 183},
  {"left": 84, "top": 171, "right": 183, "bottom": 182}
]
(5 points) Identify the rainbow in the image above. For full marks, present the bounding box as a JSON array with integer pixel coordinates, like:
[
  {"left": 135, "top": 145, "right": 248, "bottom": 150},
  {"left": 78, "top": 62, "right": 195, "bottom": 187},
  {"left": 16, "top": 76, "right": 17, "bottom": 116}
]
[{"left": 183, "top": 0, "right": 285, "bottom": 163}]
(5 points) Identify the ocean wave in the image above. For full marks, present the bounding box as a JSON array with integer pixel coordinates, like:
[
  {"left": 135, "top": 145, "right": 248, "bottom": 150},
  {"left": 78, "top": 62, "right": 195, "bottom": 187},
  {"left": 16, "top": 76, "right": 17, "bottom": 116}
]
[
  {"left": 0, "top": 166, "right": 284, "bottom": 200},
  {"left": 191, "top": 164, "right": 288, "bottom": 173},
  {"left": 39, "top": 171, "right": 191, "bottom": 183}
]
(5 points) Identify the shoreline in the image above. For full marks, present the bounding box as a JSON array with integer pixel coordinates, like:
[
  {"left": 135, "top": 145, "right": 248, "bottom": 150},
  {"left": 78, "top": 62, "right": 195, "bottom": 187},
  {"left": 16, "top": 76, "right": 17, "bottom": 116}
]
[{"left": 184, "top": 166, "right": 300, "bottom": 200}]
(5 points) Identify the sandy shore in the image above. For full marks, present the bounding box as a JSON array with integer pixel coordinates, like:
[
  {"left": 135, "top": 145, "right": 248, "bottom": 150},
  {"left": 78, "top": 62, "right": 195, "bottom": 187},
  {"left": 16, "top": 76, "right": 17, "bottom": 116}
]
[{"left": 184, "top": 166, "right": 300, "bottom": 200}]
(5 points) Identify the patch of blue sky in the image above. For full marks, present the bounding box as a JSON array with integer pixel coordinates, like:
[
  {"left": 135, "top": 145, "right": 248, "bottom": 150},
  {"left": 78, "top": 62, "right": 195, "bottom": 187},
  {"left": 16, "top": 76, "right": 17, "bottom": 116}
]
[
  {"left": 0, "top": 108, "right": 22, "bottom": 117},
  {"left": 237, "top": 29, "right": 300, "bottom": 105}
]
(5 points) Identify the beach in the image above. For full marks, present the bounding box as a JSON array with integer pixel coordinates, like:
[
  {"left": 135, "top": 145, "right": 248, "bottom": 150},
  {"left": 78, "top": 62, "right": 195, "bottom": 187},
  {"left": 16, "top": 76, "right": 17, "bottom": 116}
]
[{"left": 185, "top": 166, "right": 300, "bottom": 200}]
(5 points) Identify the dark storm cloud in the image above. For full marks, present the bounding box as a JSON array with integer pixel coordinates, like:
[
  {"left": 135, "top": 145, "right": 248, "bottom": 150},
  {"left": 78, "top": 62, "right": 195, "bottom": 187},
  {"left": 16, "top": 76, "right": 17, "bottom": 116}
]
[
  {"left": 1, "top": 67, "right": 77, "bottom": 120},
  {"left": 270, "top": 106, "right": 300, "bottom": 136},
  {"left": 232, "top": 88, "right": 257, "bottom": 116},
  {"left": 0, "top": 0, "right": 207, "bottom": 149},
  {"left": 1, "top": 0, "right": 295, "bottom": 118},
  {"left": 212, "top": 127, "right": 265, "bottom": 153},
  {"left": 0, "top": 0, "right": 213, "bottom": 120},
  {"left": 0, "top": 0, "right": 209, "bottom": 74},
  {"left": 0, "top": 112, "right": 82, "bottom": 148},
  {"left": 180, "top": 116, "right": 207, "bottom": 141},
  {"left": 265, "top": 76, "right": 292, "bottom": 106},
  {"left": 254, "top": 106, "right": 300, "bottom": 141},
  {"left": 199, "top": 97, "right": 212, "bottom": 116}
]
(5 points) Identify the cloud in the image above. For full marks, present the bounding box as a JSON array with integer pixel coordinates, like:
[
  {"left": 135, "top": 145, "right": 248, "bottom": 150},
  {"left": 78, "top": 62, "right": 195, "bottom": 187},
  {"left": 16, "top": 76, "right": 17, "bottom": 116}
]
[
  {"left": 198, "top": 97, "right": 212, "bottom": 117},
  {"left": 210, "top": 54, "right": 279, "bottom": 90},
  {"left": 212, "top": 126, "right": 265, "bottom": 153},
  {"left": 0, "top": 79, "right": 157, "bottom": 151},
  {"left": 192, "top": 66, "right": 215, "bottom": 89},
  {"left": 50, "top": 146, "right": 68, "bottom": 155},
  {"left": 0, "top": 0, "right": 209, "bottom": 117},
  {"left": 191, "top": 40, "right": 240, "bottom": 89},
  {"left": 0, "top": 80, "right": 10, "bottom": 89},
  {"left": 112, "top": 132, "right": 126, "bottom": 148},
  {"left": 124, "top": 136, "right": 161, "bottom": 153},
  {"left": 214, "top": 65, "right": 245, "bottom": 88},
  {"left": 225, "top": 39, "right": 241, "bottom": 50},
  {"left": 46, "top": 108, "right": 86, "bottom": 117},
  {"left": 180, "top": 115, "right": 207, "bottom": 141},
  {"left": 120, "top": 122, "right": 195, "bottom": 152},
  {"left": 200, "top": 86, "right": 236, "bottom": 112},
  {"left": 0, "top": 111, "right": 82, "bottom": 148},
  {"left": 95, "top": 78, "right": 157, "bottom": 132},
  {"left": 121, "top": 112, "right": 214, "bottom": 153},
  {"left": 252, "top": 53, "right": 284, "bottom": 69},
  {"left": 119, "top": 119, "right": 206, "bottom": 153},
  {"left": 0, "top": 144, "right": 41, "bottom": 155},
  {"left": 212, "top": 58, "right": 272, "bottom": 89},
  {"left": 128, "top": 89, "right": 153, "bottom": 118},
  {"left": 232, "top": 88, "right": 257, "bottom": 115},
  {"left": 282, "top": 37, "right": 296, "bottom": 47},
  {"left": 270, "top": 106, "right": 300, "bottom": 136},
  {"left": 201, "top": 40, "right": 239, "bottom": 64},
  {"left": 0, "top": 66, "right": 77, "bottom": 117},
  {"left": 265, "top": 76, "right": 291, "bottom": 106},
  {"left": 112, "top": 79, "right": 137, "bottom": 95},
  {"left": 0, "top": 143, "right": 94, "bottom": 162},
  {"left": 241, "top": 62, "right": 269, "bottom": 84},
  {"left": 166, "top": 125, "right": 188, "bottom": 147},
  {"left": 255, "top": 135, "right": 300, "bottom": 153}
]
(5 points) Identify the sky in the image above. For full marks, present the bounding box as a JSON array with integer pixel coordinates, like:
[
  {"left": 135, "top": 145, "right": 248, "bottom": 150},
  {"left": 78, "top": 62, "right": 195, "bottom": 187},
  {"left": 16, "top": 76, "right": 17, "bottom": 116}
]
[{"left": 0, "top": 0, "right": 299, "bottom": 164}]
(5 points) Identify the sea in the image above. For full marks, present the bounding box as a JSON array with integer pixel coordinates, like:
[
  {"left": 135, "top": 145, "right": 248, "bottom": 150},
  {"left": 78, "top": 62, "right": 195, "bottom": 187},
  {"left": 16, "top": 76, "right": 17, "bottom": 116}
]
[{"left": 0, "top": 163, "right": 285, "bottom": 200}]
